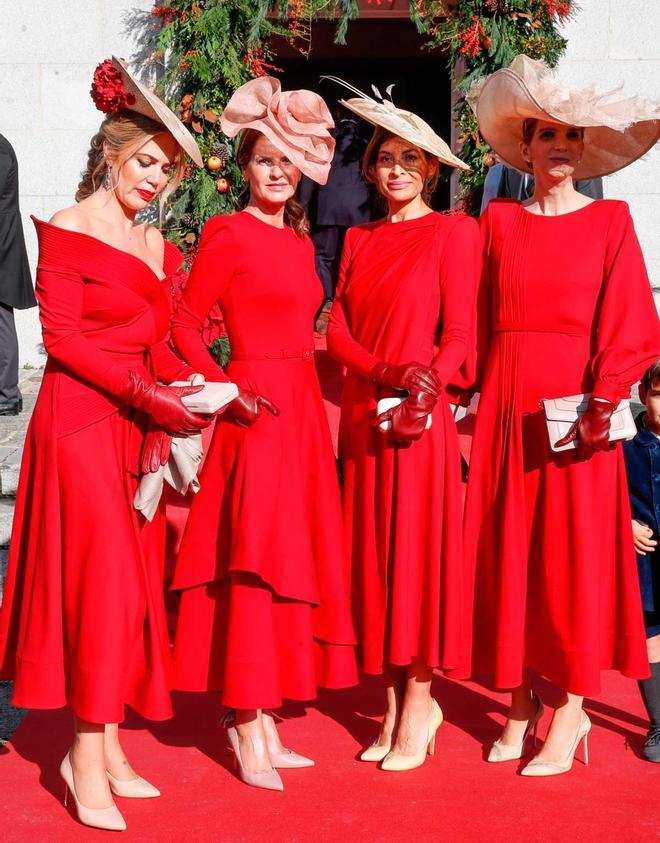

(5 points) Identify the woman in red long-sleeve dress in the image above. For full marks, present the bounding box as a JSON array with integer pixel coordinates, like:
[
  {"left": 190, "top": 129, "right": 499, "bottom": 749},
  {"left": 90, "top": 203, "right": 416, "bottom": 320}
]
[
  {"left": 0, "top": 59, "right": 208, "bottom": 830},
  {"left": 466, "top": 56, "right": 660, "bottom": 776},
  {"left": 327, "top": 87, "right": 479, "bottom": 771},
  {"left": 170, "top": 77, "right": 356, "bottom": 792}
]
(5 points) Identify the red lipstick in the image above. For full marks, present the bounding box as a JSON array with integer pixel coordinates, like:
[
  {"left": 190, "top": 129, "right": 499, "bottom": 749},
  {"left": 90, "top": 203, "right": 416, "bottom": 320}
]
[{"left": 137, "top": 189, "right": 156, "bottom": 201}]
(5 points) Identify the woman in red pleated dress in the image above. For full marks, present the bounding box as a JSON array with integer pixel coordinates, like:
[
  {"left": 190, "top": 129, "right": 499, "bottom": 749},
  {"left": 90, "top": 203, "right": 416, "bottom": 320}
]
[
  {"left": 326, "top": 83, "right": 480, "bottom": 771},
  {"left": 170, "top": 77, "right": 356, "bottom": 792},
  {"left": 466, "top": 56, "right": 660, "bottom": 776},
  {"left": 0, "top": 59, "right": 209, "bottom": 830}
]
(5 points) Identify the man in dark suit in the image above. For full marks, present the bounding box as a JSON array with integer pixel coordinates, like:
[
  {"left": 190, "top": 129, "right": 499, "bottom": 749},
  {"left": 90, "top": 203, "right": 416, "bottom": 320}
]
[
  {"left": 299, "top": 111, "right": 371, "bottom": 332},
  {"left": 0, "top": 135, "right": 36, "bottom": 414}
]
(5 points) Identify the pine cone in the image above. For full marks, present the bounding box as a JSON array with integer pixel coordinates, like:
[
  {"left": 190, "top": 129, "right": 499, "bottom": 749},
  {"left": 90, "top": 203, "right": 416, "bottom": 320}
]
[
  {"left": 212, "top": 142, "right": 231, "bottom": 164},
  {"left": 181, "top": 212, "right": 199, "bottom": 229}
]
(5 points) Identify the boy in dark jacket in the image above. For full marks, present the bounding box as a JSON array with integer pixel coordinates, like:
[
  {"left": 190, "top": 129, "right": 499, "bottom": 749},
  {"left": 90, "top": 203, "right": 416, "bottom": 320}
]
[{"left": 623, "top": 360, "right": 660, "bottom": 762}]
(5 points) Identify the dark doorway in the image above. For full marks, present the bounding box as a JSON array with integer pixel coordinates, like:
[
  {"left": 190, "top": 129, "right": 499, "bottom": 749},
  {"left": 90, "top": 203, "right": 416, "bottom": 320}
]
[{"left": 273, "top": 19, "right": 453, "bottom": 210}]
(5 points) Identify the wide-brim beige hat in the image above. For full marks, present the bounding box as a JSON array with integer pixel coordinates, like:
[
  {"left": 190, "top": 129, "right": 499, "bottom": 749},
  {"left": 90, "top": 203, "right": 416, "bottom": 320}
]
[
  {"left": 92, "top": 57, "right": 203, "bottom": 167},
  {"left": 323, "top": 76, "right": 469, "bottom": 171},
  {"left": 469, "top": 55, "right": 660, "bottom": 179}
]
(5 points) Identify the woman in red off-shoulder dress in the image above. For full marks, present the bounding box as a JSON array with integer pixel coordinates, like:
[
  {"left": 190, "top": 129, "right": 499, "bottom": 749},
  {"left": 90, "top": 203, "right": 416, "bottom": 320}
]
[{"left": 0, "top": 58, "right": 208, "bottom": 830}]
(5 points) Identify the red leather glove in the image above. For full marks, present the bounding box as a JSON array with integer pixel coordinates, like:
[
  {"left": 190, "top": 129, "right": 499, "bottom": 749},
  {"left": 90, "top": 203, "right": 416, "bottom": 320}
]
[
  {"left": 225, "top": 389, "right": 280, "bottom": 428},
  {"left": 141, "top": 428, "right": 174, "bottom": 475},
  {"left": 374, "top": 389, "right": 436, "bottom": 445},
  {"left": 371, "top": 361, "right": 442, "bottom": 397},
  {"left": 554, "top": 397, "right": 615, "bottom": 458},
  {"left": 121, "top": 370, "right": 210, "bottom": 437}
]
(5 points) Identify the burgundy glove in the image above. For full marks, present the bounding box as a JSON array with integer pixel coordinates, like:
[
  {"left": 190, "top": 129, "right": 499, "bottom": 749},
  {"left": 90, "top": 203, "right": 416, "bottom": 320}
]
[
  {"left": 141, "top": 428, "right": 174, "bottom": 475},
  {"left": 374, "top": 389, "right": 436, "bottom": 445},
  {"left": 225, "top": 389, "right": 280, "bottom": 428},
  {"left": 121, "top": 370, "right": 210, "bottom": 437},
  {"left": 554, "top": 397, "right": 615, "bottom": 458},
  {"left": 371, "top": 361, "right": 442, "bottom": 397}
]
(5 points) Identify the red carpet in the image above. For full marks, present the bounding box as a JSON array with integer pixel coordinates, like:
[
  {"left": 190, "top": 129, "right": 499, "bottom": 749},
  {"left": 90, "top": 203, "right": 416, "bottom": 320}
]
[
  {"left": 0, "top": 671, "right": 658, "bottom": 841},
  {"left": 1, "top": 341, "right": 657, "bottom": 839}
]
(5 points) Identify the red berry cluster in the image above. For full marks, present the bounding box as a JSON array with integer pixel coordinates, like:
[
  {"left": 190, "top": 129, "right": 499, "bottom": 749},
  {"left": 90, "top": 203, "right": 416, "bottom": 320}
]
[
  {"left": 151, "top": 5, "right": 177, "bottom": 23},
  {"left": 90, "top": 60, "right": 136, "bottom": 114},
  {"left": 457, "top": 16, "right": 487, "bottom": 57},
  {"left": 243, "top": 48, "right": 278, "bottom": 78},
  {"left": 540, "top": 0, "right": 570, "bottom": 18}
]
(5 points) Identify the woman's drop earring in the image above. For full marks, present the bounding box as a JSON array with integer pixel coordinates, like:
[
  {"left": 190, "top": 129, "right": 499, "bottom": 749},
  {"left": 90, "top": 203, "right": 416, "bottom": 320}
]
[{"left": 104, "top": 164, "right": 112, "bottom": 191}]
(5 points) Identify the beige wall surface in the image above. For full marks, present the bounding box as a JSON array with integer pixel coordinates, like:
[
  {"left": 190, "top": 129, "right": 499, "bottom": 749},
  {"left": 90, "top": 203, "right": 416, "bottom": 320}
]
[{"left": 0, "top": 0, "right": 658, "bottom": 365}]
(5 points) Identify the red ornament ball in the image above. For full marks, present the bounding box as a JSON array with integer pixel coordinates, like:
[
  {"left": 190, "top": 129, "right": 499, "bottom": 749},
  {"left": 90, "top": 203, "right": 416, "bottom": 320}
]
[{"left": 215, "top": 177, "right": 230, "bottom": 193}]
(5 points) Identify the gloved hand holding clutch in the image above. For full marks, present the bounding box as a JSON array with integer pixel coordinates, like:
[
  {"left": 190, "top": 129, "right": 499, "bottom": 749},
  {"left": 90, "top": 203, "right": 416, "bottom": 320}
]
[
  {"left": 120, "top": 369, "right": 210, "bottom": 437},
  {"left": 226, "top": 389, "right": 280, "bottom": 428},
  {"left": 140, "top": 373, "right": 208, "bottom": 474},
  {"left": 554, "top": 396, "right": 615, "bottom": 458},
  {"left": 371, "top": 361, "right": 442, "bottom": 396},
  {"left": 374, "top": 389, "right": 437, "bottom": 445}
]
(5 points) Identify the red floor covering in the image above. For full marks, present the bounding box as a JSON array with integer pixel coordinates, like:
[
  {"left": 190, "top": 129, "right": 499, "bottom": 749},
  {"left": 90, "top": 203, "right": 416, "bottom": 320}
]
[
  {"left": 0, "top": 669, "right": 658, "bottom": 842},
  {"left": 2, "top": 342, "right": 657, "bottom": 839}
]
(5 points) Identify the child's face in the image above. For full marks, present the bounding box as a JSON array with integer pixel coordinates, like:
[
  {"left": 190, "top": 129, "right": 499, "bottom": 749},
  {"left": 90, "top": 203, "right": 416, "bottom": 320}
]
[{"left": 640, "top": 379, "right": 660, "bottom": 434}]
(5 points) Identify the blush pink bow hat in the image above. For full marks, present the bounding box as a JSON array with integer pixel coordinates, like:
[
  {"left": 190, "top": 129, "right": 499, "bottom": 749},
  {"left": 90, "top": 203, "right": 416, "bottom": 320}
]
[
  {"left": 220, "top": 77, "right": 336, "bottom": 185},
  {"left": 469, "top": 55, "right": 660, "bottom": 179}
]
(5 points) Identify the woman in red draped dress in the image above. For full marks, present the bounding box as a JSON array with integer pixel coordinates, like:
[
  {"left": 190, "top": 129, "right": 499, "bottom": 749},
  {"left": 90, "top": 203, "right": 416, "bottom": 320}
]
[
  {"left": 327, "top": 89, "right": 479, "bottom": 772},
  {"left": 0, "top": 59, "right": 208, "bottom": 830},
  {"left": 170, "top": 77, "right": 356, "bottom": 792},
  {"left": 466, "top": 56, "right": 660, "bottom": 776}
]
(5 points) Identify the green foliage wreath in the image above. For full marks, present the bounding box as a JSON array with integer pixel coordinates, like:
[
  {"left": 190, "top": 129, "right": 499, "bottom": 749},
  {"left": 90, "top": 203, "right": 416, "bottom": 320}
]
[{"left": 139, "top": 0, "right": 573, "bottom": 242}]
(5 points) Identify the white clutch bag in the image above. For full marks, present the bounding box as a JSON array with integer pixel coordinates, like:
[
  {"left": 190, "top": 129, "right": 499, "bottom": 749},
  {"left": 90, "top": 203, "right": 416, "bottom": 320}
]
[
  {"left": 376, "top": 396, "right": 432, "bottom": 432},
  {"left": 541, "top": 393, "right": 636, "bottom": 453},
  {"left": 170, "top": 381, "right": 239, "bottom": 414}
]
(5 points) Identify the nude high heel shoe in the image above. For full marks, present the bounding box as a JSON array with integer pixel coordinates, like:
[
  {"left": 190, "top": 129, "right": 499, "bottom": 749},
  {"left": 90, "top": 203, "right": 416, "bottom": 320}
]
[
  {"left": 488, "top": 694, "right": 545, "bottom": 762},
  {"left": 521, "top": 712, "right": 591, "bottom": 777},
  {"left": 60, "top": 752, "right": 127, "bottom": 832},
  {"left": 380, "top": 699, "right": 443, "bottom": 772},
  {"left": 360, "top": 740, "right": 392, "bottom": 763},
  {"left": 225, "top": 723, "right": 284, "bottom": 791},
  {"left": 106, "top": 770, "right": 160, "bottom": 798},
  {"left": 261, "top": 711, "right": 314, "bottom": 768}
]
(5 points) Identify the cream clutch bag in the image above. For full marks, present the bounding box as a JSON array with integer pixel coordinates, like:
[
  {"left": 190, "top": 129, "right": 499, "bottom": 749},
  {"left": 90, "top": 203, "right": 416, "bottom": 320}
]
[
  {"left": 377, "top": 396, "right": 432, "bottom": 432},
  {"left": 541, "top": 393, "right": 636, "bottom": 453},
  {"left": 170, "top": 381, "right": 239, "bottom": 414}
]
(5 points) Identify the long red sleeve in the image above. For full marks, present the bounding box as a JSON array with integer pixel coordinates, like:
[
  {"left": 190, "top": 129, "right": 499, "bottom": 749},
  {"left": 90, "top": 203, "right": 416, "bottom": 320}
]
[
  {"left": 590, "top": 202, "right": 660, "bottom": 403},
  {"left": 431, "top": 215, "right": 481, "bottom": 390},
  {"left": 171, "top": 217, "right": 231, "bottom": 382},
  {"left": 327, "top": 229, "right": 380, "bottom": 378},
  {"left": 36, "top": 227, "right": 143, "bottom": 397}
]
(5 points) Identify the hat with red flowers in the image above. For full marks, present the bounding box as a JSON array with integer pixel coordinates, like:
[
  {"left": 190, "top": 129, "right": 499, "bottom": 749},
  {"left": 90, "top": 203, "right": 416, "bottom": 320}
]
[{"left": 90, "top": 57, "right": 203, "bottom": 167}]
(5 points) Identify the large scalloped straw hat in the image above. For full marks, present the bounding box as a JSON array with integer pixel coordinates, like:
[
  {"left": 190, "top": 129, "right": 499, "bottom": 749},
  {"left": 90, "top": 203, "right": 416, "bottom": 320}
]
[
  {"left": 220, "top": 76, "right": 336, "bottom": 185},
  {"left": 468, "top": 54, "right": 660, "bottom": 179},
  {"left": 90, "top": 56, "right": 203, "bottom": 167},
  {"left": 322, "top": 76, "right": 470, "bottom": 171}
]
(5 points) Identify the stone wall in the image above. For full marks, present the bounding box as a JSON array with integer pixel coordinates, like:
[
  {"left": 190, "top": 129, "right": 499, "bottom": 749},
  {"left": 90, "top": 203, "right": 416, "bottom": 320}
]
[
  {"left": 0, "top": 0, "right": 153, "bottom": 366},
  {"left": 558, "top": 0, "right": 660, "bottom": 296},
  {"left": 1, "top": 1, "right": 658, "bottom": 365}
]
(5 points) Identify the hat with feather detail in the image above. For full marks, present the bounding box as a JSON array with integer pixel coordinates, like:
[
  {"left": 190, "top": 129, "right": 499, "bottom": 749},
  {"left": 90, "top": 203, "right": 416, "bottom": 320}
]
[{"left": 322, "top": 76, "right": 470, "bottom": 171}]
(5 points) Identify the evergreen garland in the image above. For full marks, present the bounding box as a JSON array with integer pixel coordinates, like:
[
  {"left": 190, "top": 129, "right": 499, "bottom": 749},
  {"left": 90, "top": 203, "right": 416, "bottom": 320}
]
[{"left": 140, "top": 0, "right": 573, "bottom": 243}]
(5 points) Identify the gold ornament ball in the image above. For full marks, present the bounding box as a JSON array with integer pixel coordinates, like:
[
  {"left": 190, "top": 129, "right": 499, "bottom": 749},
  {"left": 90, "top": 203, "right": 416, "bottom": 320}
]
[{"left": 207, "top": 156, "right": 223, "bottom": 172}]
